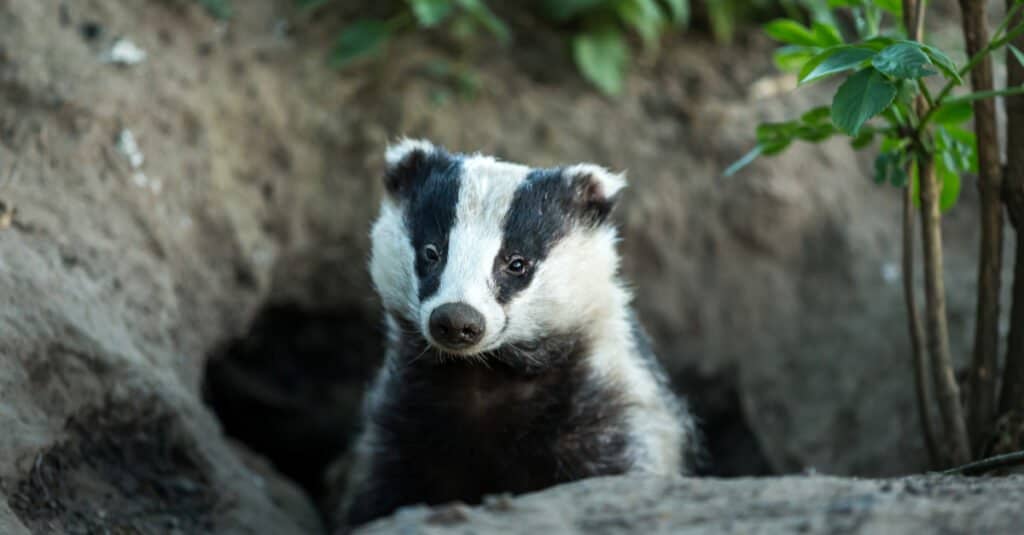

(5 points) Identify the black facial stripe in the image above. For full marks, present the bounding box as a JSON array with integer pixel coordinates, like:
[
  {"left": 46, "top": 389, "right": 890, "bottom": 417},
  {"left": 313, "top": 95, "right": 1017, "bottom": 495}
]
[
  {"left": 404, "top": 153, "right": 463, "bottom": 301},
  {"left": 495, "top": 168, "right": 575, "bottom": 304}
]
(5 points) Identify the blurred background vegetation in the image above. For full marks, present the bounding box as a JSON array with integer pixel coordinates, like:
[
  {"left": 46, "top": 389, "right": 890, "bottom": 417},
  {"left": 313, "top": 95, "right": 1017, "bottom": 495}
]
[{"left": 195, "top": 0, "right": 846, "bottom": 95}]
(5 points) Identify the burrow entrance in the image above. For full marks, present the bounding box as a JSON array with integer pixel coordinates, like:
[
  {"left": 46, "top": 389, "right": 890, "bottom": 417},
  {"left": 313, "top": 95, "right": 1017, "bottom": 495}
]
[
  {"left": 202, "top": 304, "right": 382, "bottom": 506},
  {"left": 201, "top": 303, "right": 774, "bottom": 518}
]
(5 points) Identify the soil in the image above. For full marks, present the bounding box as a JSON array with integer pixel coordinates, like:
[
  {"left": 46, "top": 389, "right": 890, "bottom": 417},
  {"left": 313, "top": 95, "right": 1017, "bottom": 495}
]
[
  {"left": 0, "top": 0, "right": 1019, "bottom": 533},
  {"left": 5, "top": 397, "right": 218, "bottom": 534},
  {"left": 359, "top": 474, "right": 1024, "bottom": 534}
]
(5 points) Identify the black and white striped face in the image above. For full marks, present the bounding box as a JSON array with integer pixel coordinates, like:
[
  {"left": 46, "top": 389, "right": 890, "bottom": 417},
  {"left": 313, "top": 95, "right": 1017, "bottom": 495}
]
[{"left": 369, "top": 140, "right": 626, "bottom": 356}]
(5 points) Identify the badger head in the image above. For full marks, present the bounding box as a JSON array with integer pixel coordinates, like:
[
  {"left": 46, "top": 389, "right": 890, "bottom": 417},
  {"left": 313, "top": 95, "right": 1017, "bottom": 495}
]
[{"left": 369, "top": 139, "right": 627, "bottom": 357}]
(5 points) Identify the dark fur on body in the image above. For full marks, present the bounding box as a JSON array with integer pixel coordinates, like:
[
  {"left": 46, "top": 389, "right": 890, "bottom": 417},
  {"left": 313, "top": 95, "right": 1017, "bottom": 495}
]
[{"left": 345, "top": 320, "right": 633, "bottom": 526}]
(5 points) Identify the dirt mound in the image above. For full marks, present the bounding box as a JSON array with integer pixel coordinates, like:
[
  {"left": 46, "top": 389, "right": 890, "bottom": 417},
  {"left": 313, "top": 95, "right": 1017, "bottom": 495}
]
[{"left": 358, "top": 474, "right": 1024, "bottom": 534}]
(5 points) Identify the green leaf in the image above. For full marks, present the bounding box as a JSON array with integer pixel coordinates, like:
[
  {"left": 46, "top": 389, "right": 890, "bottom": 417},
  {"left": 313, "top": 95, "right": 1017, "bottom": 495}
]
[
  {"left": 881, "top": 135, "right": 910, "bottom": 153},
  {"left": 706, "top": 0, "right": 734, "bottom": 42},
  {"left": 765, "top": 19, "right": 820, "bottom": 46},
  {"left": 831, "top": 68, "right": 898, "bottom": 135},
  {"left": 935, "top": 157, "right": 962, "bottom": 212},
  {"left": 755, "top": 121, "right": 798, "bottom": 154},
  {"left": 862, "top": 36, "right": 898, "bottom": 51},
  {"left": 617, "top": 0, "right": 666, "bottom": 50},
  {"left": 774, "top": 45, "right": 819, "bottom": 72},
  {"left": 659, "top": 0, "right": 690, "bottom": 25},
  {"left": 761, "top": 140, "right": 793, "bottom": 155},
  {"left": 851, "top": 129, "right": 875, "bottom": 148},
  {"left": 812, "top": 22, "right": 844, "bottom": 47},
  {"left": 919, "top": 43, "right": 961, "bottom": 84},
  {"left": 881, "top": 104, "right": 904, "bottom": 125},
  {"left": 794, "top": 107, "right": 839, "bottom": 142},
  {"left": 409, "top": 0, "right": 454, "bottom": 26},
  {"left": 1010, "top": 44, "right": 1024, "bottom": 68},
  {"left": 800, "top": 46, "right": 877, "bottom": 84},
  {"left": 873, "top": 151, "right": 904, "bottom": 186},
  {"left": 540, "top": 0, "right": 606, "bottom": 21},
  {"left": 893, "top": 79, "right": 918, "bottom": 112},
  {"left": 891, "top": 163, "right": 909, "bottom": 187},
  {"left": 457, "top": 0, "right": 510, "bottom": 43},
  {"left": 331, "top": 19, "right": 390, "bottom": 68},
  {"left": 794, "top": 123, "right": 837, "bottom": 142},
  {"left": 573, "top": 26, "right": 629, "bottom": 95},
  {"left": 801, "top": 106, "right": 832, "bottom": 124},
  {"left": 943, "top": 126, "right": 978, "bottom": 172},
  {"left": 930, "top": 100, "right": 973, "bottom": 125},
  {"left": 937, "top": 127, "right": 976, "bottom": 174},
  {"left": 874, "top": 151, "right": 906, "bottom": 186},
  {"left": 756, "top": 121, "right": 797, "bottom": 143},
  {"left": 724, "top": 145, "right": 764, "bottom": 177},
  {"left": 872, "top": 43, "right": 935, "bottom": 79}
]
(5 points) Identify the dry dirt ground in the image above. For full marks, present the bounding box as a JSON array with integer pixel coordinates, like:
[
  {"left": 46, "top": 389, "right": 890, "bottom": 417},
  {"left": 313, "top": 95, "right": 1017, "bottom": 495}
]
[
  {"left": 359, "top": 474, "right": 1024, "bottom": 535},
  {"left": 0, "top": 0, "right": 1021, "bottom": 534}
]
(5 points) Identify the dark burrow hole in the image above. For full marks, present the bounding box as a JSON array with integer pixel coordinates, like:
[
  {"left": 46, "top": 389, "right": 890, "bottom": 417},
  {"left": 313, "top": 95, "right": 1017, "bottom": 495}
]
[
  {"left": 202, "top": 304, "right": 774, "bottom": 524},
  {"left": 202, "top": 304, "right": 383, "bottom": 512},
  {"left": 676, "top": 370, "right": 776, "bottom": 477}
]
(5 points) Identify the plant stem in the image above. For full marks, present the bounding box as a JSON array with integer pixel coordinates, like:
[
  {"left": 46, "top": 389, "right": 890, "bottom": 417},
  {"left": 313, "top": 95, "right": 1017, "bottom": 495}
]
[
  {"left": 959, "top": 0, "right": 1005, "bottom": 455},
  {"left": 864, "top": 5, "right": 881, "bottom": 37},
  {"left": 945, "top": 85, "right": 1024, "bottom": 103},
  {"left": 918, "top": 154, "right": 973, "bottom": 465},
  {"left": 916, "top": 78, "right": 935, "bottom": 108},
  {"left": 904, "top": 180, "right": 941, "bottom": 467},
  {"left": 1000, "top": 0, "right": 1024, "bottom": 418},
  {"left": 913, "top": 0, "right": 926, "bottom": 40},
  {"left": 903, "top": 0, "right": 971, "bottom": 467},
  {"left": 902, "top": 0, "right": 940, "bottom": 469},
  {"left": 940, "top": 448, "right": 1024, "bottom": 475}
]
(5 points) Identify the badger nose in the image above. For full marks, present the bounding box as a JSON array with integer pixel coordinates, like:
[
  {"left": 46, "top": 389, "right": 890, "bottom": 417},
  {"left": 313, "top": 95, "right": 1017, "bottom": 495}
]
[{"left": 429, "top": 303, "right": 485, "bottom": 348}]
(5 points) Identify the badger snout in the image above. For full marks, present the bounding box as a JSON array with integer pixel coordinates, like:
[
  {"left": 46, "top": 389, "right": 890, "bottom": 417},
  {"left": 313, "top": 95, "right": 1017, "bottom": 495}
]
[{"left": 428, "top": 302, "right": 485, "bottom": 349}]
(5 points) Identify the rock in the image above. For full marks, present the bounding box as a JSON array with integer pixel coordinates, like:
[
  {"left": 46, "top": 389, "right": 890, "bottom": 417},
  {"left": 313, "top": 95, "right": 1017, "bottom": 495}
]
[
  {"left": 356, "top": 474, "right": 1024, "bottom": 534},
  {"left": 104, "top": 38, "right": 147, "bottom": 65}
]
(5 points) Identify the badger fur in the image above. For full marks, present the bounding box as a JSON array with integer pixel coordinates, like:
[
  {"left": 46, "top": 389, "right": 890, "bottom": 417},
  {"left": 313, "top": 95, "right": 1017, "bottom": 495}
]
[{"left": 342, "top": 140, "right": 698, "bottom": 527}]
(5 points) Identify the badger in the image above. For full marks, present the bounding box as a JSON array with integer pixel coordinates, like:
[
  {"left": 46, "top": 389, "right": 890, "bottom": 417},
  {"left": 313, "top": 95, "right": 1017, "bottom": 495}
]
[{"left": 341, "top": 139, "right": 698, "bottom": 527}]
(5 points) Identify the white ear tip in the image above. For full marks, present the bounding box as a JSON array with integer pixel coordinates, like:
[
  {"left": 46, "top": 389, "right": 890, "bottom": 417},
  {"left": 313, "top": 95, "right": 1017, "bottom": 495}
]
[
  {"left": 566, "top": 163, "right": 627, "bottom": 197},
  {"left": 385, "top": 138, "right": 437, "bottom": 167}
]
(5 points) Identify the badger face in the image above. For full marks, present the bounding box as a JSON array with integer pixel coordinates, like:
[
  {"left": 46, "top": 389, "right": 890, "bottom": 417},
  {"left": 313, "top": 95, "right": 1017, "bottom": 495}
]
[{"left": 369, "top": 139, "right": 626, "bottom": 356}]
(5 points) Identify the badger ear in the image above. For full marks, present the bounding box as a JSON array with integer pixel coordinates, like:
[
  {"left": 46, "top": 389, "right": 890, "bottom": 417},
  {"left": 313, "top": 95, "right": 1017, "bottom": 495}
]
[
  {"left": 383, "top": 138, "right": 439, "bottom": 197},
  {"left": 564, "top": 164, "right": 627, "bottom": 224}
]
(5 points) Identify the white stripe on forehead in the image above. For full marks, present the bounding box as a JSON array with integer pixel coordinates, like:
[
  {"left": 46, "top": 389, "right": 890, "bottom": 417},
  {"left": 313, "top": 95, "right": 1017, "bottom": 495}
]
[
  {"left": 456, "top": 155, "right": 531, "bottom": 224},
  {"left": 421, "top": 155, "right": 531, "bottom": 330}
]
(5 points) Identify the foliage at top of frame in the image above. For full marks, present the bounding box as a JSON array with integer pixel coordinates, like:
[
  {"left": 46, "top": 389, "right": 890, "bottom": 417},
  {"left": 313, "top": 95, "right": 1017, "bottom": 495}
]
[{"left": 197, "top": 0, "right": 815, "bottom": 95}]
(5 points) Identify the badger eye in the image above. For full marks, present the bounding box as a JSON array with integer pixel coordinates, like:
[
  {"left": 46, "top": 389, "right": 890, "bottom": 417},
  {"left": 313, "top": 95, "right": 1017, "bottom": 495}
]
[
  {"left": 505, "top": 256, "right": 528, "bottom": 276},
  {"left": 422, "top": 244, "right": 441, "bottom": 263}
]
